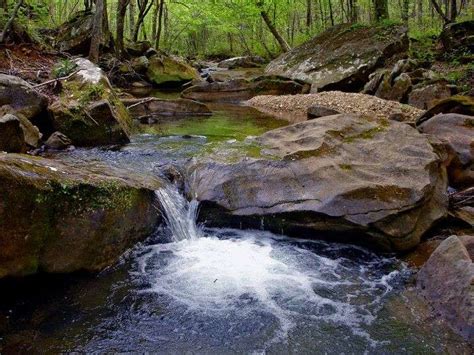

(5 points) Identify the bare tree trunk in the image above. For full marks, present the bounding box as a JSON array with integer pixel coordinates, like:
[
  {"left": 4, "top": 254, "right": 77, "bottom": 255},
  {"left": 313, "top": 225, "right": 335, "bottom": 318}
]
[
  {"left": 0, "top": 0, "right": 23, "bottom": 43},
  {"left": 430, "top": 0, "right": 451, "bottom": 24},
  {"left": 129, "top": 0, "right": 136, "bottom": 38},
  {"left": 373, "top": 0, "right": 389, "bottom": 21},
  {"left": 306, "top": 0, "right": 312, "bottom": 28},
  {"left": 328, "top": 0, "right": 335, "bottom": 26},
  {"left": 116, "top": 0, "right": 130, "bottom": 57},
  {"left": 89, "top": 0, "right": 104, "bottom": 63},
  {"left": 133, "top": 0, "right": 154, "bottom": 41},
  {"left": 155, "top": 0, "right": 164, "bottom": 48},
  {"left": 402, "top": 0, "right": 410, "bottom": 24},
  {"left": 0, "top": 0, "right": 8, "bottom": 11},
  {"left": 259, "top": 5, "right": 291, "bottom": 53}
]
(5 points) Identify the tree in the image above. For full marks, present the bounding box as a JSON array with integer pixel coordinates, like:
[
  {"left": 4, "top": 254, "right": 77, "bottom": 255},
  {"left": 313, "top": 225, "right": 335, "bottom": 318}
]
[
  {"left": 430, "top": 0, "right": 460, "bottom": 24},
  {"left": 257, "top": 1, "right": 291, "bottom": 53},
  {"left": 155, "top": 0, "right": 165, "bottom": 48},
  {"left": 89, "top": 0, "right": 105, "bottom": 63},
  {"left": 0, "top": 0, "right": 23, "bottom": 43},
  {"left": 373, "top": 0, "right": 389, "bottom": 21},
  {"left": 116, "top": 0, "right": 130, "bottom": 57}
]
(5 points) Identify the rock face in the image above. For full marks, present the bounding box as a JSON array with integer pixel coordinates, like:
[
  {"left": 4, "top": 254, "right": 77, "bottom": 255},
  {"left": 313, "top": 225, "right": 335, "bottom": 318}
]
[
  {"left": 417, "top": 96, "right": 474, "bottom": 124},
  {"left": 188, "top": 114, "right": 448, "bottom": 251},
  {"left": 417, "top": 235, "right": 474, "bottom": 341},
  {"left": 122, "top": 97, "right": 212, "bottom": 119},
  {"left": 265, "top": 23, "right": 408, "bottom": 92},
  {"left": 439, "top": 20, "right": 474, "bottom": 56},
  {"left": 408, "top": 82, "right": 453, "bottom": 110},
  {"left": 217, "top": 56, "right": 265, "bottom": 69},
  {"left": 182, "top": 76, "right": 305, "bottom": 102},
  {"left": 0, "top": 153, "right": 160, "bottom": 278},
  {"left": 450, "top": 187, "right": 474, "bottom": 226},
  {"left": 0, "top": 115, "right": 26, "bottom": 153},
  {"left": 146, "top": 53, "right": 199, "bottom": 86},
  {"left": 55, "top": 10, "right": 111, "bottom": 55},
  {"left": 417, "top": 113, "right": 473, "bottom": 188},
  {"left": 49, "top": 58, "right": 132, "bottom": 146}
]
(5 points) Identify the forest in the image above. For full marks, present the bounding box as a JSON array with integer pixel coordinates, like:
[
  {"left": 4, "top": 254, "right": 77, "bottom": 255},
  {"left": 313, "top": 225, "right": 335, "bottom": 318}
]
[{"left": 0, "top": 0, "right": 473, "bottom": 353}]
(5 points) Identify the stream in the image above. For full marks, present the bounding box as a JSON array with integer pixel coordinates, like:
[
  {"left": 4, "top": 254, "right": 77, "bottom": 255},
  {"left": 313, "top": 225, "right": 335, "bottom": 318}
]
[{"left": 0, "top": 95, "right": 471, "bottom": 353}]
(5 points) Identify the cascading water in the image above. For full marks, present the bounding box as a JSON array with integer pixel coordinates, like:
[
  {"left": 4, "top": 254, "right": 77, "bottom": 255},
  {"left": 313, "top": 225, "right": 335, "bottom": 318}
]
[{"left": 131, "top": 184, "right": 410, "bottom": 352}]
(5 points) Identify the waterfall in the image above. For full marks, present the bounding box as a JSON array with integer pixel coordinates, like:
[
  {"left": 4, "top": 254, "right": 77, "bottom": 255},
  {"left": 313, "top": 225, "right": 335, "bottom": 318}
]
[{"left": 155, "top": 184, "right": 201, "bottom": 242}]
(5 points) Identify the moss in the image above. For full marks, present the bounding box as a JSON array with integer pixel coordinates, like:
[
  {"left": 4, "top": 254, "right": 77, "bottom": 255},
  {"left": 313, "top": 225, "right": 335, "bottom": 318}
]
[
  {"left": 343, "top": 124, "right": 387, "bottom": 143},
  {"left": 339, "top": 164, "right": 352, "bottom": 170},
  {"left": 464, "top": 118, "right": 474, "bottom": 128}
]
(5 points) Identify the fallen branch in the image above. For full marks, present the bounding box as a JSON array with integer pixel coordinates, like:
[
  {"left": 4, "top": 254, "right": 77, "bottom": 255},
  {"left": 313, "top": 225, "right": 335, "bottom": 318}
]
[
  {"left": 32, "top": 70, "right": 80, "bottom": 89},
  {"left": 126, "top": 97, "right": 156, "bottom": 109}
]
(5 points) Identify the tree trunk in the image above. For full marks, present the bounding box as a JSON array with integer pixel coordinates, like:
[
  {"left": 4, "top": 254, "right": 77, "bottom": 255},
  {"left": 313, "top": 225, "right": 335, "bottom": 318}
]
[
  {"left": 0, "top": 0, "right": 8, "bottom": 11},
  {"left": 155, "top": 0, "right": 164, "bottom": 48},
  {"left": 0, "top": 0, "right": 23, "bottom": 43},
  {"left": 116, "top": 0, "right": 129, "bottom": 58},
  {"left": 430, "top": 0, "right": 451, "bottom": 24},
  {"left": 259, "top": 5, "right": 291, "bottom": 53},
  {"left": 449, "top": 0, "right": 458, "bottom": 22},
  {"left": 306, "top": 0, "right": 312, "bottom": 29},
  {"left": 402, "top": 0, "right": 410, "bottom": 24},
  {"left": 373, "top": 0, "right": 389, "bottom": 21},
  {"left": 129, "top": 0, "right": 136, "bottom": 38},
  {"left": 89, "top": 0, "right": 105, "bottom": 63}
]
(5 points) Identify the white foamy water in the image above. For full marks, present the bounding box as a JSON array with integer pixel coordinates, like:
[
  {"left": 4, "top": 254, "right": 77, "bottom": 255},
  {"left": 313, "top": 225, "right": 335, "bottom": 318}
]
[{"left": 138, "top": 186, "right": 406, "bottom": 349}]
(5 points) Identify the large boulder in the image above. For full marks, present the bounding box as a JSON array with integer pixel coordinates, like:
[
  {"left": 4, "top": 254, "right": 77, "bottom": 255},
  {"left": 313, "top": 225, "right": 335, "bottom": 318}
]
[
  {"left": 122, "top": 97, "right": 211, "bottom": 119},
  {"left": 265, "top": 23, "right": 408, "bottom": 93},
  {"left": 55, "top": 10, "right": 111, "bottom": 55},
  {"left": 417, "top": 113, "right": 473, "bottom": 188},
  {"left": 0, "top": 115, "right": 26, "bottom": 153},
  {"left": 0, "top": 153, "right": 160, "bottom": 278},
  {"left": 146, "top": 53, "right": 199, "bottom": 87},
  {"left": 49, "top": 58, "right": 132, "bottom": 146},
  {"left": 217, "top": 56, "right": 266, "bottom": 69},
  {"left": 188, "top": 114, "right": 448, "bottom": 251},
  {"left": 439, "top": 20, "right": 474, "bottom": 58},
  {"left": 408, "top": 82, "right": 453, "bottom": 110},
  {"left": 416, "top": 96, "right": 474, "bottom": 124},
  {"left": 417, "top": 235, "right": 474, "bottom": 341},
  {"left": 182, "top": 76, "right": 306, "bottom": 102}
]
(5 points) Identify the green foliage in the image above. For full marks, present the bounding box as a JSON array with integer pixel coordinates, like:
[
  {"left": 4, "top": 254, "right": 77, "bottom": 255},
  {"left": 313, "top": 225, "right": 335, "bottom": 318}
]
[
  {"left": 78, "top": 84, "right": 105, "bottom": 106},
  {"left": 52, "top": 59, "right": 77, "bottom": 78}
]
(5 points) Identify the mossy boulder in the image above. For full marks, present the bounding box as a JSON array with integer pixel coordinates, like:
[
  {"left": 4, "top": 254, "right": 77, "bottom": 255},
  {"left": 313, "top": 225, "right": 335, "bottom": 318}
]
[
  {"left": 146, "top": 53, "right": 200, "bottom": 87},
  {"left": 188, "top": 114, "right": 448, "bottom": 252},
  {"left": 49, "top": 58, "right": 132, "bottom": 146},
  {"left": 181, "top": 76, "right": 305, "bottom": 102},
  {"left": 265, "top": 23, "right": 409, "bottom": 92},
  {"left": 439, "top": 20, "right": 474, "bottom": 58},
  {"left": 0, "top": 153, "right": 161, "bottom": 278}
]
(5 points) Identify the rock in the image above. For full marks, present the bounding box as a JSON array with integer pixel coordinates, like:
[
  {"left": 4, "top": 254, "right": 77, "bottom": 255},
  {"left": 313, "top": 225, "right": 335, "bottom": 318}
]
[
  {"left": 307, "top": 106, "right": 341, "bottom": 119},
  {"left": 265, "top": 23, "right": 408, "bottom": 92},
  {"left": 439, "top": 20, "right": 474, "bottom": 57},
  {"left": 146, "top": 53, "right": 200, "bottom": 87},
  {"left": 130, "top": 56, "right": 149, "bottom": 73},
  {"left": 0, "top": 114, "right": 26, "bottom": 153},
  {"left": 449, "top": 187, "right": 474, "bottom": 226},
  {"left": 375, "top": 72, "right": 412, "bottom": 102},
  {"left": 55, "top": 10, "right": 111, "bottom": 55},
  {"left": 48, "top": 58, "right": 132, "bottom": 146},
  {"left": 181, "top": 76, "right": 305, "bottom": 102},
  {"left": 363, "top": 70, "right": 387, "bottom": 95},
  {"left": 121, "top": 97, "right": 212, "bottom": 118},
  {"left": 416, "top": 96, "right": 474, "bottom": 125},
  {"left": 45, "top": 131, "right": 72, "bottom": 150},
  {"left": 0, "top": 105, "right": 42, "bottom": 148},
  {"left": 217, "top": 56, "right": 265, "bottom": 69},
  {"left": 417, "top": 113, "right": 473, "bottom": 188},
  {"left": 417, "top": 235, "right": 474, "bottom": 341},
  {"left": 408, "top": 82, "right": 453, "bottom": 110},
  {"left": 188, "top": 114, "right": 447, "bottom": 251},
  {"left": 0, "top": 153, "right": 161, "bottom": 278},
  {"left": 0, "top": 74, "right": 48, "bottom": 121},
  {"left": 125, "top": 41, "right": 152, "bottom": 57}
]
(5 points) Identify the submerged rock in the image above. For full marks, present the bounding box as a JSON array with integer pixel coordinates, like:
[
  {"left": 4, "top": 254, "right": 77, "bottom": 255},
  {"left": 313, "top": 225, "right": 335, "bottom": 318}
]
[
  {"left": 417, "top": 113, "right": 473, "bottom": 188},
  {"left": 417, "top": 235, "right": 474, "bottom": 341},
  {"left": 0, "top": 114, "right": 26, "bottom": 153},
  {"left": 48, "top": 58, "right": 132, "bottom": 146},
  {"left": 146, "top": 53, "right": 199, "bottom": 87},
  {"left": 0, "top": 153, "right": 160, "bottom": 278},
  {"left": 181, "top": 76, "right": 305, "bottom": 102},
  {"left": 265, "top": 23, "right": 408, "bottom": 92},
  {"left": 188, "top": 114, "right": 447, "bottom": 251},
  {"left": 122, "top": 97, "right": 212, "bottom": 119}
]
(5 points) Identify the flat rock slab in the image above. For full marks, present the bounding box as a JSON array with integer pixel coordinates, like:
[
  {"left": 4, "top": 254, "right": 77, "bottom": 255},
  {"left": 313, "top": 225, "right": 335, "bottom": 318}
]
[
  {"left": 122, "top": 97, "right": 212, "bottom": 118},
  {"left": 188, "top": 114, "right": 447, "bottom": 252},
  {"left": 265, "top": 23, "right": 408, "bottom": 92}
]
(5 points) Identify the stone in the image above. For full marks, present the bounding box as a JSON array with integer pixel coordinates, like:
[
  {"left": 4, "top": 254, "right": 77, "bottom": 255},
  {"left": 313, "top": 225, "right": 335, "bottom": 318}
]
[
  {"left": 439, "top": 20, "right": 474, "bottom": 56},
  {"left": 188, "top": 114, "right": 447, "bottom": 252},
  {"left": 408, "top": 82, "right": 453, "bottom": 110},
  {"left": 121, "top": 97, "right": 212, "bottom": 118},
  {"left": 375, "top": 72, "right": 412, "bottom": 102},
  {"left": 48, "top": 58, "right": 132, "bottom": 146},
  {"left": 0, "top": 153, "right": 161, "bottom": 278},
  {"left": 217, "top": 56, "right": 266, "bottom": 69},
  {"left": 45, "top": 131, "right": 73, "bottom": 150},
  {"left": 55, "top": 10, "right": 111, "bottom": 55},
  {"left": 125, "top": 41, "right": 152, "bottom": 57},
  {"left": 0, "top": 105, "right": 42, "bottom": 148},
  {"left": 146, "top": 53, "right": 200, "bottom": 87},
  {"left": 416, "top": 96, "right": 474, "bottom": 125},
  {"left": 307, "top": 105, "right": 341, "bottom": 119},
  {"left": 417, "top": 113, "right": 474, "bottom": 188},
  {"left": 449, "top": 187, "right": 474, "bottom": 226},
  {"left": 130, "top": 56, "right": 149, "bottom": 73},
  {"left": 181, "top": 76, "right": 304, "bottom": 102},
  {"left": 0, "top": 114, "right": 26, "bottom": 153},
  {"left": 417, "top": 235, "right": 474, "bottom": 341},
  {"left": 265, "top": 23, "right": 408, "bottom": 93}
]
